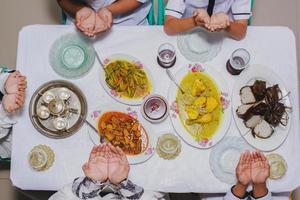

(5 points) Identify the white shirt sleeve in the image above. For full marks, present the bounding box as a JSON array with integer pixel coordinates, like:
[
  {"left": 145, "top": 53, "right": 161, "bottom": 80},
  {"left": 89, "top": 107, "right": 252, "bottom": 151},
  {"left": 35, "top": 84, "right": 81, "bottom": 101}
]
[
  {"left": 0, "top": 72, "right": 9, "bottom": 95},
  {"left": 137, "top": 0, "right": 151, "bottom": 4},
  {"left": 48, "top": 183, "right": 80, "bottom": 200},
  {"left": 231, "top": 0, "right": 252, "bottom": 20},
  {"left": 165, "top": 0, "right": 186, "bottom": 18},
  {"left": 224, "top": 188, "right": 248, "bottom": 200},
  {"left": 250, "top": 190, "right": 272, "bottom": 200}
]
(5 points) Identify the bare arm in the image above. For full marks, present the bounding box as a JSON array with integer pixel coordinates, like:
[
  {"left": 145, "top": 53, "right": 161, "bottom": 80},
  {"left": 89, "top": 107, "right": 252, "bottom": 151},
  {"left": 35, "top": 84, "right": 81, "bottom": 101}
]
[
  {"left": 226, "top": 19, "right": 248, "bottom": 40},
  {"left": 164, "top": 15, "right": 198, "bottom": 35},
  {"left": 232, "top": 182, "right": 247, "bottom": 198},
  {"left": 56, "top": 0, "right": 91, "bottom": 18},
  {"left": 106, "top": 0, "right": 142, "bottom": 16}
]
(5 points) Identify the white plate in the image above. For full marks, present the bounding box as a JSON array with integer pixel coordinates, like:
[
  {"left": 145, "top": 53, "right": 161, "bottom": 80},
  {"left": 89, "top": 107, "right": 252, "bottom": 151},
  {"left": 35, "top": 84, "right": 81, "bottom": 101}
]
[
  {"left": 168, "top": 63, "right": 232, "bottom": 149},
  {"left": 232, "top": 64, "right": 292, "bottom": 152},
  {"left": 87, "top": 104, "right": 156, "bottom": 165},
  {"left": 177, "top": 28, "right": 223, "bottom": 63},
  {"left": 99, "top": 54, "right": 153, "bottom": 106},
  {"left": 210, "top": 136, "right": 253, "bottom": 184}
]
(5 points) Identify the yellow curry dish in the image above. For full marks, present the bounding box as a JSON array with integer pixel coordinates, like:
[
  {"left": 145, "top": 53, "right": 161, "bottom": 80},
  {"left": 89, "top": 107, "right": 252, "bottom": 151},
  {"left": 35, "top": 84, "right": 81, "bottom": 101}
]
[
  {"left": 104, "top": 59, "right": 152, "bottom": 99},
  {"left": 176, "top": 72, "right": 222, "bottom": 141}
]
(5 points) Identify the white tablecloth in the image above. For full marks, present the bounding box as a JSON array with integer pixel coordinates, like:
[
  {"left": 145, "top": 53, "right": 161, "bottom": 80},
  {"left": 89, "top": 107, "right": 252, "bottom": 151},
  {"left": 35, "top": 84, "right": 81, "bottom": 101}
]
[{"left": 11, "top": 25, "right": 300, "bottom": 193}]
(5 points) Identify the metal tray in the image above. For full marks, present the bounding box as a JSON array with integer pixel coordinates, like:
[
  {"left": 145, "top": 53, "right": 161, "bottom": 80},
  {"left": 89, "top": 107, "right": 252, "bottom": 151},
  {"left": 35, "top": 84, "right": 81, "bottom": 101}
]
[{"left": 29, "top": 80, "right": 87, "bottom": 139}]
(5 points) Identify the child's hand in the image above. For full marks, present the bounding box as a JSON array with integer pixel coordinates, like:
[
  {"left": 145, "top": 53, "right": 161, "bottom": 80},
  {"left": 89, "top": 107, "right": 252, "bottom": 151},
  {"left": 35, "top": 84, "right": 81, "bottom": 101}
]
[
  {"left": 206, "top": 12, "right": 230, "bottom": 32},
  {"left": 97, "top": 8, "right": 113, "bottom": 28},
  {"left": 236, "top": 151, "right": 252, "bottom": 187},
  {"left": 251, "top": 151, "right": 270, "bottom": 184},
  {"left": 193, "top": 9, "right": 210, "bottom": 27},
  {"left": 93, "top": 14, "right": 109, "bottom": 35},
  {"left": 76, "top": 7, "right": 96, "bottom": 37},
  {"left": 2, "top": 93, "right": 24, "bottom": 113}
]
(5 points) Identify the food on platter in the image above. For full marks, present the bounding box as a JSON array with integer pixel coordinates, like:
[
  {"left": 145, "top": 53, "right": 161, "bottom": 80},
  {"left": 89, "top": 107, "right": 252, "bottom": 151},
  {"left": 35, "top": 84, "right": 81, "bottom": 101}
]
[
  {"left": 29, "top": 145, "right": 55, "bottom": 171},
  {"left": 176, "top": 72, "right": 222, "bottom": 141},
  {"left": 266, "top": 153, "right": 287, "bottom": 180},
  {"left": 104, "top": 59, "right": 151, "bottom": 99},
  {"left": 156, "top": 133, "right": 181, "bottom": 160},
  {"left": 98, "top": 112, "right": 146, "bottom": 155},
  {"left": 236, "top": 80, "right": 291, "bottom": 139}
]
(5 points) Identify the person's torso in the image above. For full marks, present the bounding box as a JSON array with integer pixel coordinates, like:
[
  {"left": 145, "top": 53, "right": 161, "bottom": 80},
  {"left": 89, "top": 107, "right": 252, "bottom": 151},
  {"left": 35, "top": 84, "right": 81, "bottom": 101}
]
[
  {"left": 183, "top": 0, "right": 235, "bottom": 19},
  {"left": 84, "top": 0, "right": 151, "bottom": 25}
]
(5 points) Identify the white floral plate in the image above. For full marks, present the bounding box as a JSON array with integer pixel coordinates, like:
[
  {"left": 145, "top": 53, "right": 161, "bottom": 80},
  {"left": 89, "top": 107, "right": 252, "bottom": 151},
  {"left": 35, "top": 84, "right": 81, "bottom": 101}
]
[
  {"left": 210, "top": 136, "right": 253, "bottom": 184},
  {"left": 177, "top": 28, "right": 223, "bottom": 63},
  {"left": 232, "top": 64, "right": 292, "bottom": 152},
  {"left": 87, "top": 103, "right": 156, "bottom": 165},
  {"left": 168, "top": 63, "right": 231, "bottom": 149},
  {"left": 99, "top": 54, "right": 153, "bottom": 106}
]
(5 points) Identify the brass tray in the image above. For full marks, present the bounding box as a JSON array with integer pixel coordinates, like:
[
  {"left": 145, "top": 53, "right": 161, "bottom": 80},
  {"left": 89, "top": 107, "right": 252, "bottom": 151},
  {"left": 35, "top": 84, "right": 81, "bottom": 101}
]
[{"left": 29, "top": 80, "right": 87, "bottom": 139}]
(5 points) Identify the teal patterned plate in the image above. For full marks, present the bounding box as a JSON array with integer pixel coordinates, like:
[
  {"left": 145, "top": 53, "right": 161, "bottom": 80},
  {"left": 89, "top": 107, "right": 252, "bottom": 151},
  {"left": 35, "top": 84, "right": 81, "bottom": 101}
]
[{"left": 49, "top": 33, "right": 95, "bottom": 79}]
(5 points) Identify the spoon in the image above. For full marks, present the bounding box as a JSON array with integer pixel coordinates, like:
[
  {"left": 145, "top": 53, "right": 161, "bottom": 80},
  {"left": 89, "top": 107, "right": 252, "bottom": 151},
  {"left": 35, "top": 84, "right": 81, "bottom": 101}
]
[
  {"left": 166, "top": 69, "right": 185, "bottom": 94},
  {"left": 94, "top": 47, "right": 105, "bottom": 68}
]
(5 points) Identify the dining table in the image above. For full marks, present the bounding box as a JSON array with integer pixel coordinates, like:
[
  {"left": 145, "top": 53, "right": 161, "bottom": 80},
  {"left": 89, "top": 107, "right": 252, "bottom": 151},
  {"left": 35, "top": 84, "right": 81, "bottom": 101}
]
[{"left": 10, "top": 25, "right": 300, "bottom": 193}]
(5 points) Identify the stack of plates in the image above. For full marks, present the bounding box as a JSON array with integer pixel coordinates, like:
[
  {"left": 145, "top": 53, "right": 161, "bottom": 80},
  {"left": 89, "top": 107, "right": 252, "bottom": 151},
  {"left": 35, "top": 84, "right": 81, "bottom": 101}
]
[
  {"left": 177, "top": 28, "right": 223, "bottom": 62},
  {"left": 210, "top": 136, "right": 253, "bottom": 184}
]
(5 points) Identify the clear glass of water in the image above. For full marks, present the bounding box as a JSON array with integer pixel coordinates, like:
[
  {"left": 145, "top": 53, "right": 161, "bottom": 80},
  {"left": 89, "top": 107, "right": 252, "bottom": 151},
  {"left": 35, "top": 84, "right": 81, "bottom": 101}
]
[
  {"left": 157, "top": 43, "right": 176, "bottom": 68},
  {"left": 226, "top": 48, "right": 250, "bottom": 75}
]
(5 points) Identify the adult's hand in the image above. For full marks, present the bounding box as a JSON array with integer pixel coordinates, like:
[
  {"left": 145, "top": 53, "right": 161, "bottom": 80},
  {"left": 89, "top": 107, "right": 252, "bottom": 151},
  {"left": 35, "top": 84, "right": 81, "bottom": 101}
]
[
  {"left": 107, "top": 144, "right": 129, "bottom": 185},
  {"left": 82, "top": 145, "right": 108, "bottom": 182}
]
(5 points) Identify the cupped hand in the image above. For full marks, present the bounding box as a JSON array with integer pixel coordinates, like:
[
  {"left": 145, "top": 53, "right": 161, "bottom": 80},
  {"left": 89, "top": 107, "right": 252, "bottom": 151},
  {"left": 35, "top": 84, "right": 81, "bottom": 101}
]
[
  {"left": 236, "top": 151, "right": 252, "bottom": 186},
  {"left": 76, "top": 7, "right": 96, "bottom": 37},
  {"left": 97, "top": 8, "right": 112, "bottom": 28},
  {"left": 83, "top": 145, "right": 108, "bottom": 182},
  {"left": 193, "top": 9, "right": 210, "bottom": 26},
  {"left": 107, "top": 143, "right": 129, "bottom": 185},
  {"left": 206, "top": 12, "right": 230, "bottom": 32},
  {"left": 93, "top": 14, "right": 109, "bottom": 35},
  {"left": 251, "top": 151, "right": 270, "bottom": 184}
]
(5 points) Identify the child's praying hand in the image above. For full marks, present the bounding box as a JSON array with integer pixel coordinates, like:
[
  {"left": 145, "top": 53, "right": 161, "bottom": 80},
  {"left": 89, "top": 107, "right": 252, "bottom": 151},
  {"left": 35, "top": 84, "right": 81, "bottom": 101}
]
[
  {"left": 193, "top": 9, "right": 230, "bottom": 32},
  {"left": 75, "top": 7, "right": 112, "bottom": 37},
  {"left": 2, "top": 71, "right": 27, "bottom": 113}
]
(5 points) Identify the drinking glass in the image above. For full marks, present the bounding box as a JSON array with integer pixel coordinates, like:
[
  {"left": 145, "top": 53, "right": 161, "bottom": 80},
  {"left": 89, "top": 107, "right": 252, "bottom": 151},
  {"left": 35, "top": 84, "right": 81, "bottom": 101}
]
[
  {"left": 226, "top": 48, "right": 250, "bottom": 75},
  {"left": 157, "top": 43, "right": 176, "bottom": 68}
]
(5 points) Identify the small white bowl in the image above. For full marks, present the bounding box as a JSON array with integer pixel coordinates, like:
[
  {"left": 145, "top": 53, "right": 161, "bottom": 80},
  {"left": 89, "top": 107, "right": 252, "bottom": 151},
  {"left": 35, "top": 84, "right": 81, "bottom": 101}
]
[
  {"left": 42, "top": 91, "right": 55, "bottom": 104},
  {"left": 28, "top": 149, "right": 48, "bottom": 170},
  {"left": 141, "top": 94, "right": 169, "bottom": 123},
  {"left": 53, "top": 117, "right": 68, "bottom": 130},
  {"left": 37, "top": 106, "right": 50, "bottom": 120},
  {"left": 57, "top": 87, "right": 71, "bottom": 100}
]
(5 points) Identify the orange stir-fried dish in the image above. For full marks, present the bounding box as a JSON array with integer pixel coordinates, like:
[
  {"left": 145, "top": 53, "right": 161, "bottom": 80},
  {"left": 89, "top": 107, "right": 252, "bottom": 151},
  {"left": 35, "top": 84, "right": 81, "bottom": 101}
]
[{"left": 98, "top": 112, "right": 146, "bottom": 155}]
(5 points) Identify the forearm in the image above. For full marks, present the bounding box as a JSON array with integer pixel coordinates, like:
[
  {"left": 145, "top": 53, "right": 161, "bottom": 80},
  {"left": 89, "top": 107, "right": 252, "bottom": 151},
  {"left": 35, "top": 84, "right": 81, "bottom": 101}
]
[
  {"left": 225, "top": 20, "right": 248, "bottom": 40},
  {"left": 232, "top": 182, "right": 247, "bottom": 198},
  {"left": 118, "top": 179, "right": 144, "bottom": 199},
  {"left": 57, "top": 0, "right": 91, "bottom": 18},
  {"left": 164, "top": 16, "right": 197, "bottom": 35},
  {"left": 106, "top": 0, "right": 142, "bottom": 16},
  {"left": 72, "top": 177, "right": 105, "bottom": 199},
  {"left": 252, "top": 183, "right": 268, "bottom": 198}
]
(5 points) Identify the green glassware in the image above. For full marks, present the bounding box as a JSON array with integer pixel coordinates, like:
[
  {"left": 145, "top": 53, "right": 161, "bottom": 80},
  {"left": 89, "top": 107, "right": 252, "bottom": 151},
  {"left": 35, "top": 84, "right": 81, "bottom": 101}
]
[{"left": 49, "top": 33, "right": 95, "bottom": 79}]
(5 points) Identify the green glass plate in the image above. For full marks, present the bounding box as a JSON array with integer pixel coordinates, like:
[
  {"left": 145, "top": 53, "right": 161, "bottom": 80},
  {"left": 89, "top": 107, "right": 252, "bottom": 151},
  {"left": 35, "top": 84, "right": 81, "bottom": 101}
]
[{"left": 49, "top": 33, "right": 95, "bottom": 79}]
